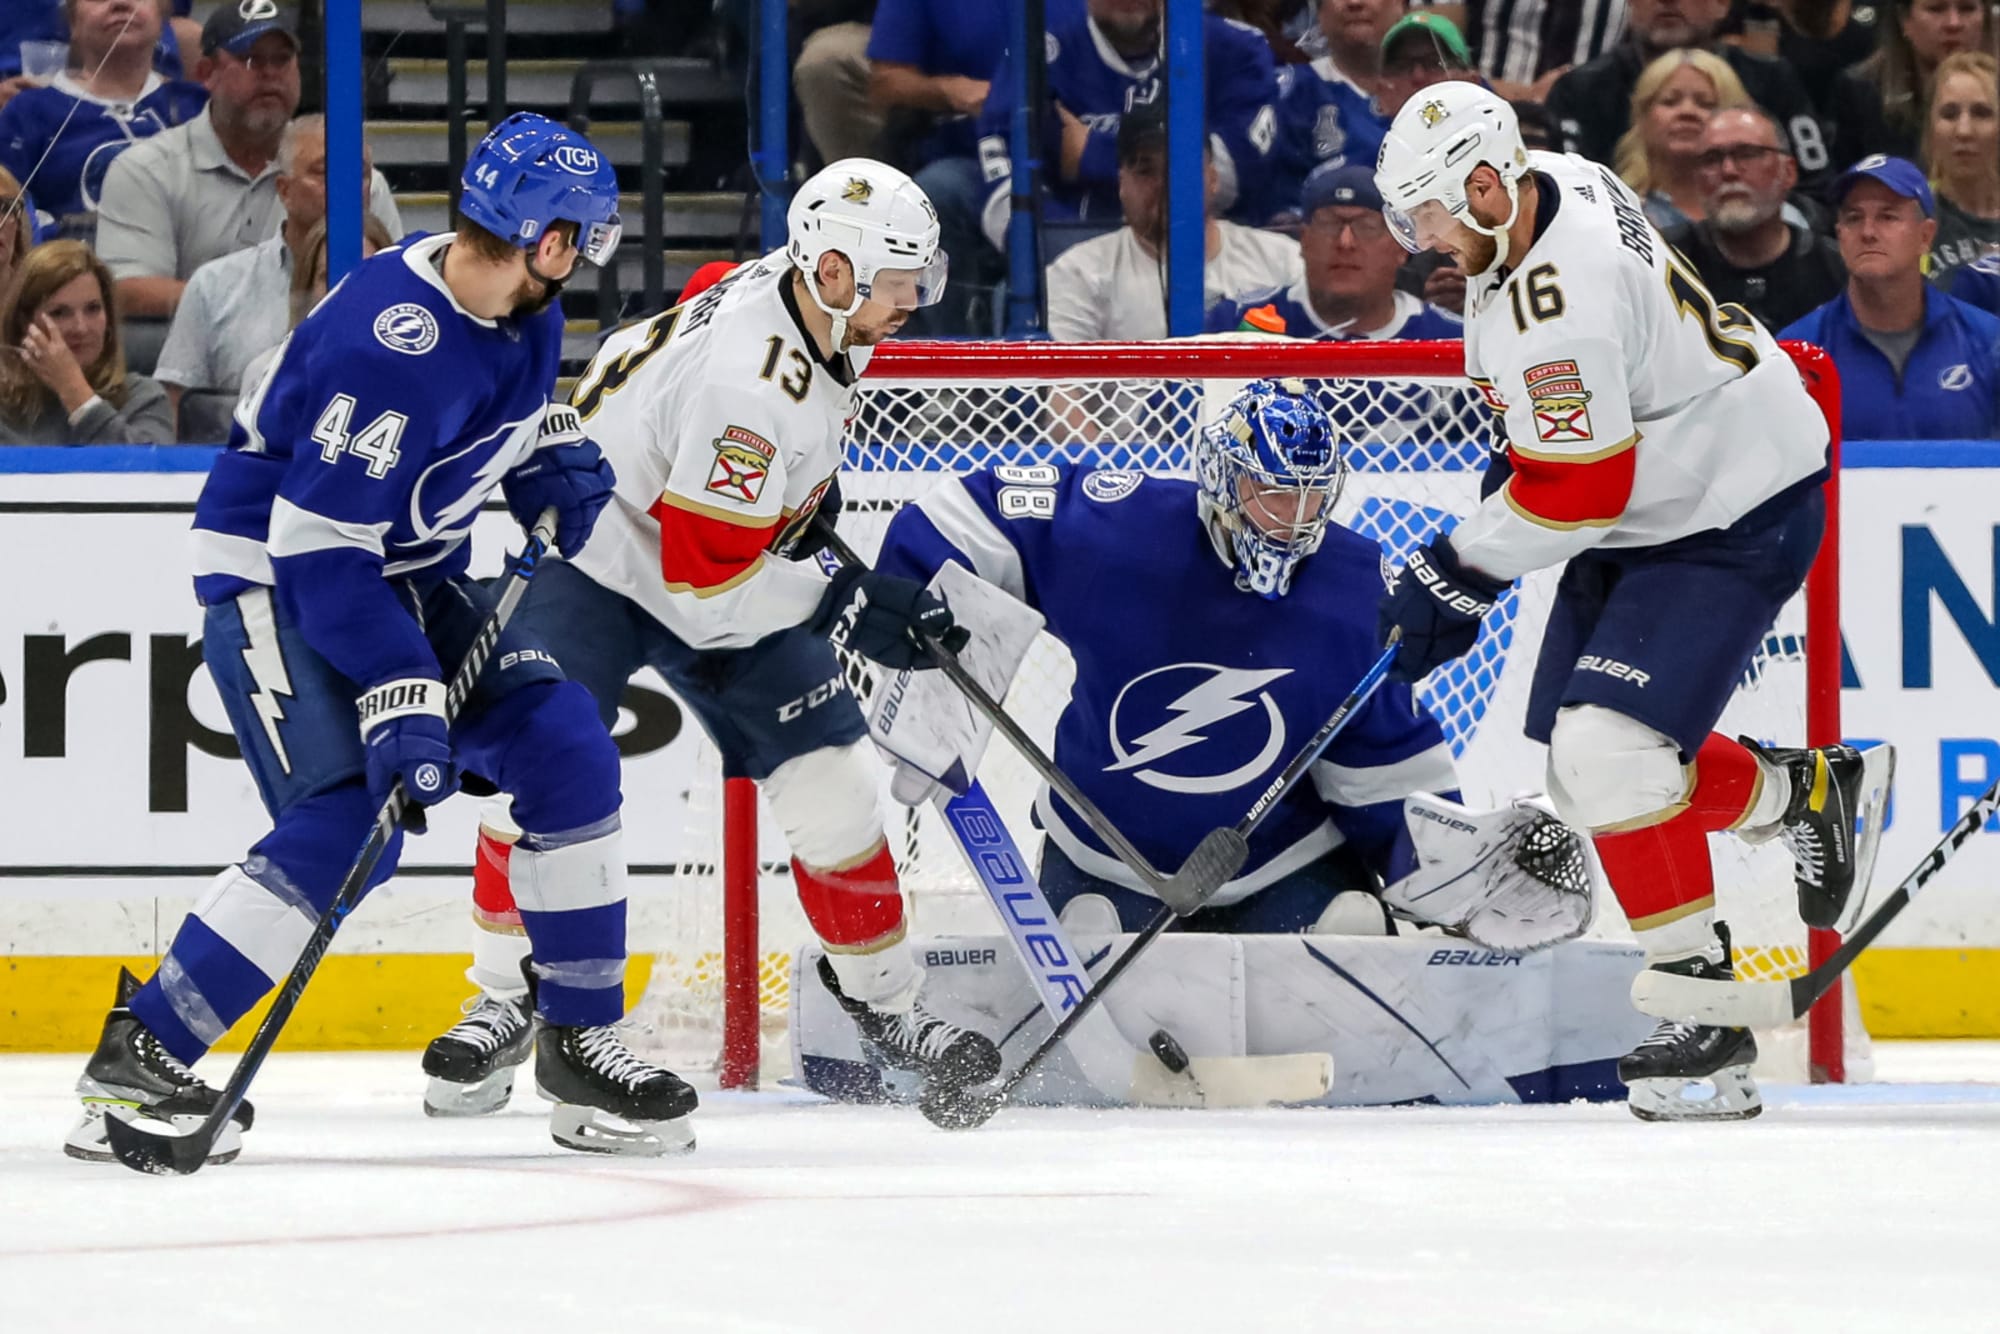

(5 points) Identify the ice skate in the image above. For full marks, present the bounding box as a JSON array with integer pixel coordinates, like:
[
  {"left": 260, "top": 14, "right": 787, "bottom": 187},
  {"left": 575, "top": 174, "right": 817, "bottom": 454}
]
[
  {"left": 534, "top": 1023, "right": 699, "bottom": 1156},
  {"left": 65, "top": 968, "right": 254, "bottom": 1164},
  {"left": 1740, "top": 737, "right": 1894, "bottom": 931},
  {"left": 817, "top": 955, "right": 1001, "bottom": 1098},
  {"left": 1620, "top": 927, "right": 1762, "bottom": 1123},
  {"left": 421, "top": 990, "right": 536, "bottom": 1117}
]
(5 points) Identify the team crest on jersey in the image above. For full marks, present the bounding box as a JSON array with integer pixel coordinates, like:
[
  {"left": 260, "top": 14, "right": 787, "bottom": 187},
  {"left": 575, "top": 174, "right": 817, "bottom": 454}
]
[
  {"left": 842, "top": 177, "right": 874, "bottom": 205},
  {"left": 1524, "top": 360, "right": 1593, "bottom": 443},
  {"left": 1107, "top": 663, "right": 1292, "bottom": 794},
  {"left": 1083, "top": 470, "right": 1142, "bottom": 503},
  {"left": 373, "top": 303, "right": 440, "bottom": 355},
  {"left": 706, "top": 426, "right": 775, "bottom": 503},
  {"left": 1469, "top": 375, "right": 1509, "bottom": 419}
]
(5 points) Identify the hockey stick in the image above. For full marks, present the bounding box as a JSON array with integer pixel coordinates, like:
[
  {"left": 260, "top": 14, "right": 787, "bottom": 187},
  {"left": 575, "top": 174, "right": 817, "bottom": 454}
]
[
  {"left": 929, "top": 638, "right": 1401, "bottom": 1128},
  {"left": 107, "top": 510, "right": 561, "bottom": 1175},
  {"left": 942, "top": 781, "right": 1334, "bottom": 1109},
  {"left": 1633, "top": 772, "right": 2000, "bottom": 1029},
  {"left": 817, "top": 526, "right": 1246, "bottom": 915}
]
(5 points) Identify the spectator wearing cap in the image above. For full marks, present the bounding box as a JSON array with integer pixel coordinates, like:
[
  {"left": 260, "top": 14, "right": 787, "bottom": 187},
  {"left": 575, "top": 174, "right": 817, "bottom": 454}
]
[
  {"left": 1374, "top": 12, "right": 1479, "bottom": 118},
  {"left": 1267, "top": 0, "right": 1400, "bottom": 220},
  {"left": 1545, "top": 0, "right": 1832, "bottom": 197},
  {"left": 95, "top": 3, "right": 401, "bottom": 319},
  {"left": 976, "top": 0, "right": 1278, "bottom": 248},
  {"left": 154, "top": 113, "right": 380, "bottom": 434},
  {"left": 1780, "top": 155, "right": 2000, "bottom": 440},
  {"left": 1667, "top": 106, "right": 1844, "bottom": 333},
  {"left": 0, "top": 0, "right": 206, "bottom": 230},
  {"left": 1044, "top": 106, "right": 1300, "bottom": 342},
  {"left": 1208, "top": 163, "right": 1461, "bottom": 340},
  {"left": 1923, "top": 51, "right": 2000, "bottom": 290}
]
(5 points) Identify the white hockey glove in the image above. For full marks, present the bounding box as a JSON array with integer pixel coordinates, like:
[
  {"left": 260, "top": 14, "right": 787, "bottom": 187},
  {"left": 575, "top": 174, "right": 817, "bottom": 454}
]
[
  {"left": 1381, "top": 792, "right": 1595, "bottom": 953},
  {"left": 867, "top": 561, "right": 1044, "bottom": 807}
]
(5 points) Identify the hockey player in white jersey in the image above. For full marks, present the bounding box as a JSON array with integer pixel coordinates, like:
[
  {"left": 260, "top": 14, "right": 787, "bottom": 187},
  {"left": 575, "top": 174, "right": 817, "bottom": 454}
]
[
  {"left": 419, "top": 159, "right": 1004, "bottom": 1120},
  {"left": 1373, "top": 83, "right": 1892, "bottom": 1121}
]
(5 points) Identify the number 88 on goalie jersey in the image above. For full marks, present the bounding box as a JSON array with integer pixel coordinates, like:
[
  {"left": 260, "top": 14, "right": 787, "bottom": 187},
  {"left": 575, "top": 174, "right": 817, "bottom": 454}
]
[{"left": 565, "top": 254, "right": 862, "bottom": 651}]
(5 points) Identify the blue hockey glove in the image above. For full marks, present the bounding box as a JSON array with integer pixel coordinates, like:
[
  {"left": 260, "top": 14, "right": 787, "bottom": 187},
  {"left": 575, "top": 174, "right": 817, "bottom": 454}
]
[
  {"left": 358, "top": 677, "right": 460, "bottom": 833},
  {"left": 1377, "top": 537, "right": 1508, "bottom": 684},
  {"left": 811, "top": 564, "right": 970, "bottom": 670},
  {"left": 503, "top": 406, "right": 615, "bottom": 558}
]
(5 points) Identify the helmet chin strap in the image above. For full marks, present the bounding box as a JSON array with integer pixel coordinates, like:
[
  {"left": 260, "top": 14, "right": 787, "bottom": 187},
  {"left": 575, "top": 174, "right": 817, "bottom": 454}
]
[
  {"left": 803, "top": 262, "right": 865, "bottom": 353},
  {"left": 1460, "top": 174, "right": 1524, "bottom": 276}
]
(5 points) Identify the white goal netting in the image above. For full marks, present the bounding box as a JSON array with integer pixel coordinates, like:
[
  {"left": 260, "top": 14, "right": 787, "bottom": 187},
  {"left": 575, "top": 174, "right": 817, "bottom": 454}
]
[{"left": 626, "top": 340, "right": 1861, "bottom": 1086}]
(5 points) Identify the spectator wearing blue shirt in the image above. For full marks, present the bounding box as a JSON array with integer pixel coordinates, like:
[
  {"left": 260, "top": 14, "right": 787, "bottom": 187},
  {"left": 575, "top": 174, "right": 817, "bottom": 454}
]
[
  {"left": 1268, "top": 0, "right": 1398, "bottom": 222},
  {"left": 865, "top": 0, "right": 1006, "bottom": 332},
  {"left": 0, "top": 2, "right": 197, "bottom": 104},
  {"left": 976, "top": 0, "right": 1278, "bottom": 249},
  {"left": 1780, "top": 155, "right": 2000, "bottom": 441},
  {"left": 0, "top": 0, "right": 205, "bottom": 229},
  {"left": 1948, "top": 254, "right": 2000, "bottom": 318},
  {"left": 1207, "top": 163, "right": 1463, "bottom": 341}
]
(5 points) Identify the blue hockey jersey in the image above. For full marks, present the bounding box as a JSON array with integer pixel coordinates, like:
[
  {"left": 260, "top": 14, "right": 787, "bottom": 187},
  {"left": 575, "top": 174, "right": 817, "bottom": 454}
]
[
  {"left": 875, "top": 466, "right": 1458, "bottom": 905},
  {"left": 1206, "top": 284, "right": 1464, "bottom": 342},
  {"left": 976, "top": 11, "right": 1278, "bottom": 242},
  {"left": 0, "top": 74, "right": 205, "bottom": 219},
  {"left": 1268, "top": 59, "right": 1388, "bottom": 220},
  {"left": 191, "top": 232, "right": 566, "bottom": 692}
]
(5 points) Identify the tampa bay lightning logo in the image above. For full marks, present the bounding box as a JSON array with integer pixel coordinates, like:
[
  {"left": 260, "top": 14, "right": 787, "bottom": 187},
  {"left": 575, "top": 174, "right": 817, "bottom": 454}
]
[
  {"left": 1106, "top": 663, "right": 1291, "bottom": 794},
  {"left": 1083, "top": 470, "right": 1142, "bottom": 503},
  {"left": 373, "top": 303, "right": 440, "bottom": 355}
]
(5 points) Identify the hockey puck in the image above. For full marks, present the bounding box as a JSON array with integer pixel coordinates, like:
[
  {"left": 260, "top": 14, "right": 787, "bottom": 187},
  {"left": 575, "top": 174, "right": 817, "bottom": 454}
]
[
  {"left": 919, "top": 1084, "right": 1000, "bottom": 1131},
  {"left": 1149, "top": 1028, "right": 1191, "bottom": 1075}
]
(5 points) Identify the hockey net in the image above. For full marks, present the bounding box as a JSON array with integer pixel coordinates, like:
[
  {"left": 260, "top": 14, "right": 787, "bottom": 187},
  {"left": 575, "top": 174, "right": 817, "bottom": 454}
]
[{"left": 628, "top": 340, "right": 1861, "bottom": 1089}]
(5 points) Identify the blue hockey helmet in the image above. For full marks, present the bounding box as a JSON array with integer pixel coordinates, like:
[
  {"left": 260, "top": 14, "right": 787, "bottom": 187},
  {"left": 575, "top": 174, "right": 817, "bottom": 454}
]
[
  {"left": 1195, "top": 379, "right": 1345, "bottom": 599},
  {"left": 459, "top": 112, "right": 623, "bottom": 266}
]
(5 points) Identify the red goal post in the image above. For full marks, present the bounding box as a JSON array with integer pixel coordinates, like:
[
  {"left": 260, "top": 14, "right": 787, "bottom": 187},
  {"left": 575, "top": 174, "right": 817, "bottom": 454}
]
[{"left": 697, "top": 338, "right": 1848, "bottom": 1089}]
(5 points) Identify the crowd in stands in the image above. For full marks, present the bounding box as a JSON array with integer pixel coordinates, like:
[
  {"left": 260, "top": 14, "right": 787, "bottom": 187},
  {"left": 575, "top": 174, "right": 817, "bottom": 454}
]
[
  {"left": 794, "top": 0, "right": 2000, "bottom": 438},
  {"left": 1, "top": 1, "right": 1998, "bottom": 445}
]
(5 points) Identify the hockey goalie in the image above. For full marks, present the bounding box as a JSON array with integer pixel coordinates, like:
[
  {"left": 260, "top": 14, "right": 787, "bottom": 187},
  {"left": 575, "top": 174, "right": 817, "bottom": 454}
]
[{"left": 789, "top": 379, "right": 1639, "bottom": 1108}]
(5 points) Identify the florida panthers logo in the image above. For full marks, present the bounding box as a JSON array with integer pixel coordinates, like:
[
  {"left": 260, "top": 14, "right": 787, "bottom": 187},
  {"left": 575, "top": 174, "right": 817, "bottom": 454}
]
[
  {"left": 1106, "top": 663, "right": 1291, "bottom": 794},
  {"left": 373, "top": 303, "right": 440, "bottom": 355}
]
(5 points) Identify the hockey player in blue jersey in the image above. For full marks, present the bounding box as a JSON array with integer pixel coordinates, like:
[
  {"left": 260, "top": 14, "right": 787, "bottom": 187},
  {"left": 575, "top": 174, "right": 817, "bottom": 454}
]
[
  {"left": 66, "top": 113, "right": 701, "bottom": 1163},
  {"left": 975, "top": 0, "right": 1278, "bottom": 248},
  {"left": 869, "top": 381, "right": 1593, "bottom": 946}
]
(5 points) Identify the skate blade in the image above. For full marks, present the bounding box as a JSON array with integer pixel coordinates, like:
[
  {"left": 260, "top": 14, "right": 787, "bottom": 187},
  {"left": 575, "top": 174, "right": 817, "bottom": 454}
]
[
  {"left": 1837, "top": 744, "right": 1898, "bottom": 935},
  {"left": 1625, "top": 1066, "right": 1763, "bottom": 1123},
  {"left": 548, "top": 1103, "right": 695, "bottom": 1158},
  {"left": 423, "top": 1069, "right": 516, "bottom": 1118},
  {"left": 64, "top": 1101, "right": 242, "bottom": 1164}
]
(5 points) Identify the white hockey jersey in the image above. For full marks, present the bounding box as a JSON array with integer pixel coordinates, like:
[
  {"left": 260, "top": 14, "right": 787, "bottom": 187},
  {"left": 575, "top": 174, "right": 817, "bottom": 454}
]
[
  {"left": 1449, "top": 151, "right": 1830, "bottom": 583},
  {"left": 567, "top": 252, "right": 864, "bottom": 648}
]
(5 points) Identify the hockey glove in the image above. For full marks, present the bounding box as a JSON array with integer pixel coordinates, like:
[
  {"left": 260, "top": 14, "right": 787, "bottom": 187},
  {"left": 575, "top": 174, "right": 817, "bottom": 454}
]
[
  {"left": 502, "top": 406, "right": 616, "bottom": 558},
  {"left": 1377, "top": 537, "right": 1508, "bottom": 684},
  {"left": 811, "top": 564, "right": 971, "bottom": 670},
  {"left": 785, "top": 476, "right": 843, "bottom": 561},
  {"left": 358, "top": 677, "right": 460, "bottom": 833}
]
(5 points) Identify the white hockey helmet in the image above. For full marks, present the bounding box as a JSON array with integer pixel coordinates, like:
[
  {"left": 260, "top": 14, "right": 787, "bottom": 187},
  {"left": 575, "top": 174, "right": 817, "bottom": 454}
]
[
  {"left": 787, "top": 158, "right": 947, "bottom": 344},
  {"left": 1373, "top": 81, "right": 1530, "bottom": 275}
]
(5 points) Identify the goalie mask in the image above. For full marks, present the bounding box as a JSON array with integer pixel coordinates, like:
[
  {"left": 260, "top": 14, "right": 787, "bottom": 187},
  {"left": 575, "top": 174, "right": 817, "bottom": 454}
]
[
  {"left": 787, "top": 158, "right": 948, "bottom": 349},
  {"left": 1196, "top": 379, "right": 1345, "bottom": 600}
]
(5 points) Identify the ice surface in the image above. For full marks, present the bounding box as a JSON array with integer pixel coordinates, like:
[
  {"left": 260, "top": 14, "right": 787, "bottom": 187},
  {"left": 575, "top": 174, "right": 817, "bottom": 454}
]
[{"left": 5, "top": 1047, "right": 2000, "bottom": 1333}]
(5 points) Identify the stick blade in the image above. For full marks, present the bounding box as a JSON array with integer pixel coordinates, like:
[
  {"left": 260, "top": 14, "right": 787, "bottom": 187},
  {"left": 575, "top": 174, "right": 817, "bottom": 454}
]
[
  {"left": 1156, "top": 829, "right": 1249, "bottom": 916},
  {"left": 105, "top": 1111, "right": 213, "bottom": 1176},
  {"left": 1629, "top": 966, "right": 1796, "bottom": 1029}
]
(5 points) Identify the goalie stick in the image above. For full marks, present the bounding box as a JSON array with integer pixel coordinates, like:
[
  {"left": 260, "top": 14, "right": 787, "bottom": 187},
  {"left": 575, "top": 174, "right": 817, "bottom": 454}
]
[
  {"left": 106, "top": 511, "right": 561, "bottom": 1176},
  {"left": 1633, "top": 770, "right": 1997, "bottom": 1030},
  {"left": 943, "top": 781, "right": 1334, "bottom": 1109},
  {"left": 929, "top": 638, "right": 1402, "bottom": 1128},
  {"left": 816, "top": 525, "right": 1248, "bottom": 913}
]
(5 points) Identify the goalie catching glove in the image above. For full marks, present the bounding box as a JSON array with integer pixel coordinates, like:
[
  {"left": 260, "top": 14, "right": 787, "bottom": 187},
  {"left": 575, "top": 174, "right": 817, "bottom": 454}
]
[
  {"left": 868, "top": 561, "right": 1045, "bottom": 807},
  {"left": 1382, "top": 793, "right": 1595, "bottom": 952}
]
